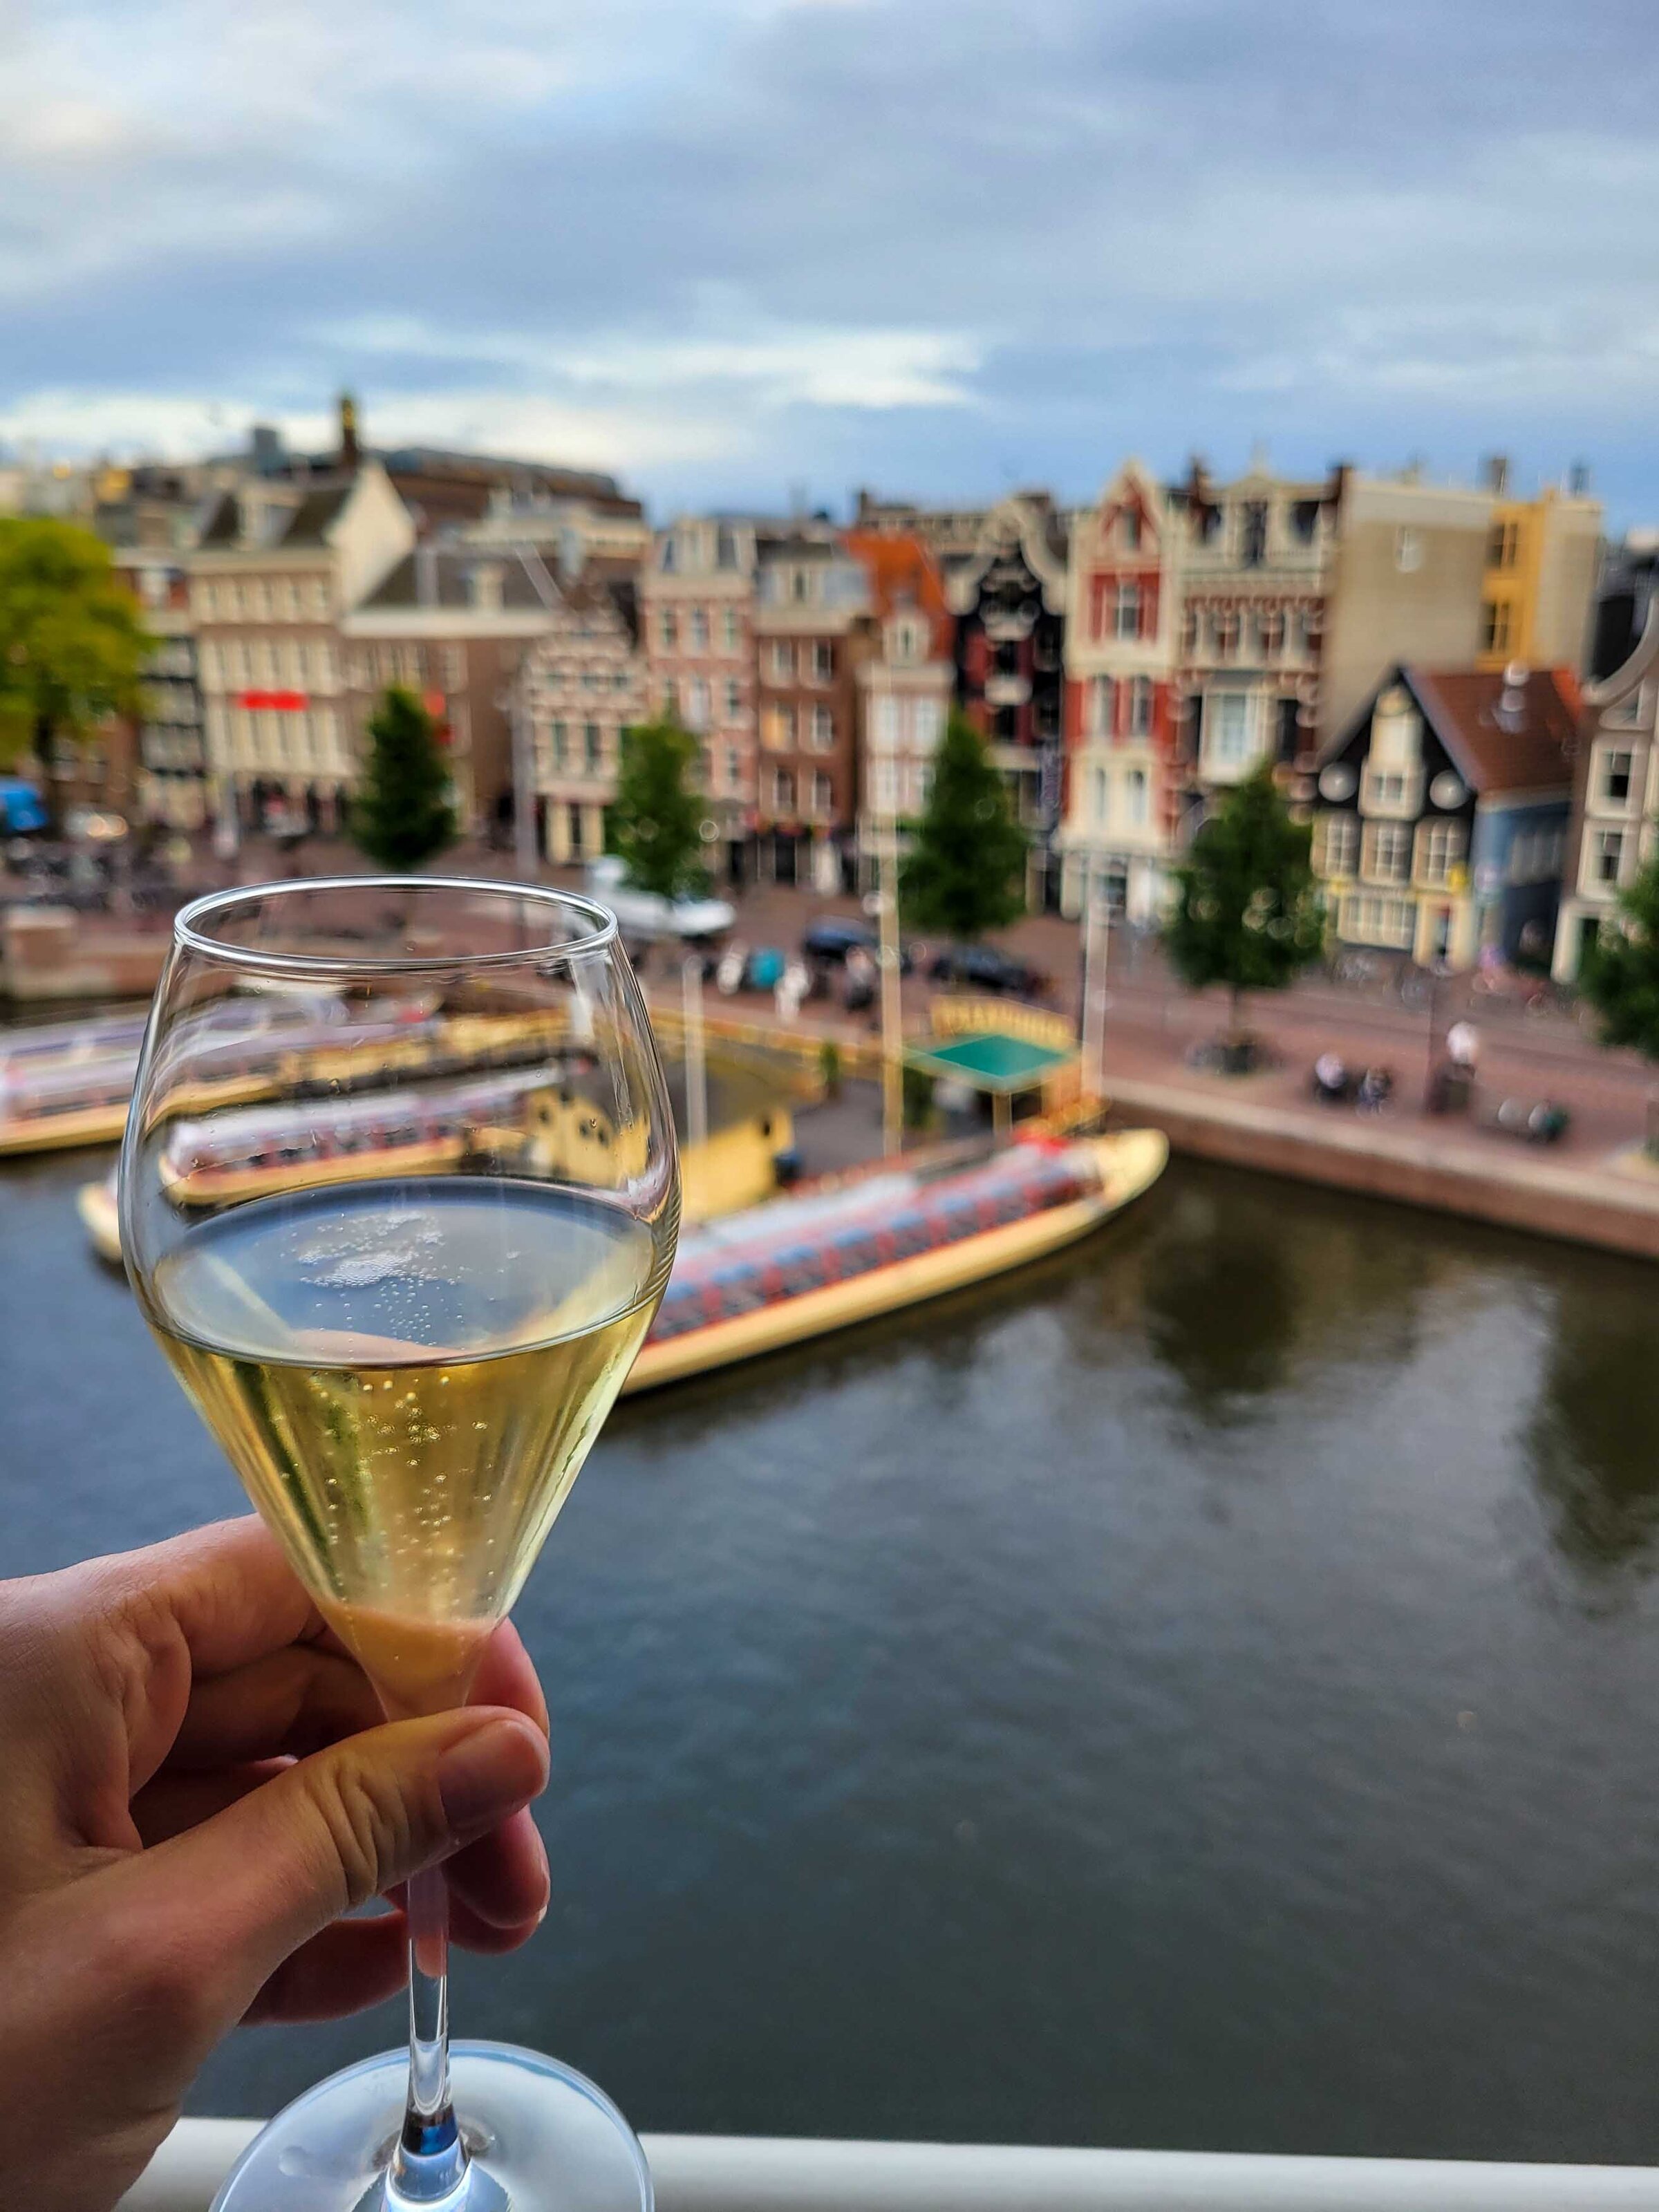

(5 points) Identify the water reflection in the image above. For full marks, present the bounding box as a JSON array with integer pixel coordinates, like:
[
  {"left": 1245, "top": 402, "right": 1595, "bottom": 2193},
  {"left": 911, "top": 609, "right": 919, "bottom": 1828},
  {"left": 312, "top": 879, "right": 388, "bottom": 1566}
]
[
  {"left": 1526, "top": 1265, "right": 1659, "bottom": 1588},
  {"left": 1108, "top": 1168, "right": 1448, "bottom": 1425}
]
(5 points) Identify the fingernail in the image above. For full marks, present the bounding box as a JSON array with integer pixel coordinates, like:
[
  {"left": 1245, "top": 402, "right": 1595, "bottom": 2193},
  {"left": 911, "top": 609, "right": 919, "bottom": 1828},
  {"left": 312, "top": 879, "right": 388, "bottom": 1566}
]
[{"left": 438, "top": 1718, "right": 549, "bottom": 1834}]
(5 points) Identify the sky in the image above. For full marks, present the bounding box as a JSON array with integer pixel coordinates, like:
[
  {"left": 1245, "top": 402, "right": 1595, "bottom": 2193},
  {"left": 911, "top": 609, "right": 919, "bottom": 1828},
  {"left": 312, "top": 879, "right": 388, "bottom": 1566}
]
[{"left": 3, "top": 0, "right": 1656, "bottom": 523}]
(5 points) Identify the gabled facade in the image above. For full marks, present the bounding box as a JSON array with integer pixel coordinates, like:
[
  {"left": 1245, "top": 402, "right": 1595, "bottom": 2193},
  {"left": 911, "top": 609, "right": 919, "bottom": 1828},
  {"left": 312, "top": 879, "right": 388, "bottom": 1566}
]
[
  {"left": 639, "top": 516, "right": 760, "bottom": 882},
  {"left": 115, "top": 557, "right": 206, "bottom": 830},
  {"left": 752, "top": 529, "right": 870, "bottom": 891},
  {"left": 1057, "top": 459, "right": 1179, "bottom": 921},
  {"left": 1312, "top": 664, "right": 1577, "bottom": 970},
  {"left": 1172, "top": 460, "right": 1338, "bottom": 818},
  {"left": 944, "top": 494, "right": 1069, "bottom": 909},
  {"left": 844, "top": 529, "right": 953, "bottom": 885},
  {"left": 189, "top": 460, "right": 415, "bottom": 835},
  {"left": 522, "top": 567, "right": 649, "bottom": 864},
  {"left": 1551, "top": 541, "right": 1659, "bottom": 981}
]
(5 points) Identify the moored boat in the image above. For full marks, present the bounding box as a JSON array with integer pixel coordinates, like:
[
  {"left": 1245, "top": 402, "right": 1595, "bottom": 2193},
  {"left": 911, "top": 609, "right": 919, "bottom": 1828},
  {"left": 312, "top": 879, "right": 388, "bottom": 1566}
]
[{"left": 624, "top": 1129, "right": 1167, "bottom": 1394}]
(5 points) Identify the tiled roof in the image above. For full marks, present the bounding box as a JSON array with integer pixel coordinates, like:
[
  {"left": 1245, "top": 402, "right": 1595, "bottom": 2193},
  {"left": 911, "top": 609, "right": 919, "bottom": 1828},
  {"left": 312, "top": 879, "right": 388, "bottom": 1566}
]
[
  {"left": 279, "top": 485, "right": 353, "bottom": 546},
  {"left": 358, "top": 547, "right": 553, "bottom": 612},
  {"left": 842, "top": 529, "right": 953, "bottom": 654},
  {"left": 1407, "top": 667, "right": 1579, "bottom": 795}
]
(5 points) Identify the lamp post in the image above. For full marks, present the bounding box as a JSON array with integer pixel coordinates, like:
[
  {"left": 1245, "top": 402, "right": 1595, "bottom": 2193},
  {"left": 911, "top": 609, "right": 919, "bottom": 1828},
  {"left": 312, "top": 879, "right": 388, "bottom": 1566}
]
[
  {"left": 1080, "top": 890, "right": 1112, "bottom": 1100},
  {"left": 681, "top": 953, "right": 710, "bottom": 1154},
  {"left": 876, "top": 808, "right": 905, "bottom": 1156}
]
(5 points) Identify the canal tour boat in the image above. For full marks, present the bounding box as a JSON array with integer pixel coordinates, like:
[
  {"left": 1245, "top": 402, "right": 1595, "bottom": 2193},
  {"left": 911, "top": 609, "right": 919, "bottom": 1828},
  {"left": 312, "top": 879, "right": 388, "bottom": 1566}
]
[
  {"left": 79, "top": 1126, "right": 1169, "bottom": 1388},
  {"left": 624, "top": 1130, "right": 1166, "bottom": 1392}
]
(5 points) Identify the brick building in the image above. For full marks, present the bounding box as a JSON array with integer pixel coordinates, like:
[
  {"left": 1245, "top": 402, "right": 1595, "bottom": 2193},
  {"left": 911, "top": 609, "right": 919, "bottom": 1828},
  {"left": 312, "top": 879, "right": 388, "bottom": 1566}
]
[
  {"left": 752, "top": 530, "right": 870, "bottom": 890},
  {"left": 639, "top": 516, "right": 760, "bottom": 882}
]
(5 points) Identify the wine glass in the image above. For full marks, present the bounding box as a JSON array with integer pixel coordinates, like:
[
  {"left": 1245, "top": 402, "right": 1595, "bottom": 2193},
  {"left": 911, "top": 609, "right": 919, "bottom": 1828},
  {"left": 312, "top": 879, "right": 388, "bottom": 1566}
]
[{"left": 120, "top": 876, "right": 679, "bottom": 2212}]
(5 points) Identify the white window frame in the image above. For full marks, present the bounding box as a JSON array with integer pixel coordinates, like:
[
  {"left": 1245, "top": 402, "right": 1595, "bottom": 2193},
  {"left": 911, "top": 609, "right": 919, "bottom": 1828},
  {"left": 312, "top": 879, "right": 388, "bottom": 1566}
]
[
  {"left": 1415, "top": 818, "right": 1465, "bottom": 890},
  {"left": 1127, "top": 677, "right": 1153, "bottom": 736},
  {"left": 1124, "top": 766, "right": 1149, "bottom": 830},
  {"left": 1314, "top": 811, "right": 1359, "bottom": 879},
  {"left": 1597, "top": 740, "right": 1638, "bottom": 812},
  {"left": 1114, "top": 581, "right": 1140, "bottom": 639},
  {"left": 1362, "top": 818, "right": 1413, "bottom": 886}
]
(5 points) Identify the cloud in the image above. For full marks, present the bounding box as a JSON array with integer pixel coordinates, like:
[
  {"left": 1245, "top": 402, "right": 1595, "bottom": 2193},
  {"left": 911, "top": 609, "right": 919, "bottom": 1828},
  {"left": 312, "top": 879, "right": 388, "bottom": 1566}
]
[{"left": 0, "top": 0, "right": 1655, "bottom": 514}]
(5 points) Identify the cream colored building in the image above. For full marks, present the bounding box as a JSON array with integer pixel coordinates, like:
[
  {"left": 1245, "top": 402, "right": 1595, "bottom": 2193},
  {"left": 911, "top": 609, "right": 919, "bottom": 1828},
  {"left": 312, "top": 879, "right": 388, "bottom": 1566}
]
[
  {"left": 1320, "top": 475, "right": 1495, "bottom": 744},
  {"left": 525, "top": 570, "right": 649, "bottom": 864},
  {"left": 639, "top": 517, "right": 760, "bottom": 878},
  {"left": 189, "top": 462, "right": 414, "bottom": 834}
]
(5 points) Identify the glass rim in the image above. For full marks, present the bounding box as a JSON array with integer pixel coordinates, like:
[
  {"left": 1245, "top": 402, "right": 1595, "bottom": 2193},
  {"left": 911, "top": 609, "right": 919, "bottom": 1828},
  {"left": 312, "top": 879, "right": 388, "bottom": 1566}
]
[{"left": 173, "top": 874, "right": 620, "bottom": 979}]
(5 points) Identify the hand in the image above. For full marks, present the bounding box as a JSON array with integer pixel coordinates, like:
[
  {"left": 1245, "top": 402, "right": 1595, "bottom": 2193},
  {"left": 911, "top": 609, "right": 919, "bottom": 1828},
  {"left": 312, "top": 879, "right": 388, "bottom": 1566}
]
[{"left": 0, "top": 1518, "right": 552, "bottom": 2212}]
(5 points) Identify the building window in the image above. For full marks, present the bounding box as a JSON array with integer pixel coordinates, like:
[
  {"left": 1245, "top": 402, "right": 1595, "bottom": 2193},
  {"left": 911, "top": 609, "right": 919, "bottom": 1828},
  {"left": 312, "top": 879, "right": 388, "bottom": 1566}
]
[
  {"left": 1295, "top": 606, "right": 1319, "bottom": 654},
  {"left": 1121, "top": 508, "right": 1141, "bottom": 552},
  {"left": 722, "top": 607, "right": 740, "bottom": 653},
  {"left": 1481, "top": 599, "right": 1512, "bottom": 656},
  {"left": 310, "top": 579, "right": 329, "bottom": 618},
  {"left": 583, "top": 722, "right": 601, "bottom": 772},
  {"left": 1313, "top": 811, "right": 1359, "bottom": 878},
  {"left": 915, "top": 761, "right": 935, "bottom": 807},
  {"left": 810, "top": 704, "right": 834, "bottom": 750},
  {"left": 1486, "top": 519, "right": 1520, "bottom": 572},
  {"left": 1089, "top": 766, "right": 1109, "bottom": 827},
  {"left": 658, "top": 536, "right": 677, "bottom": 573},
  {"left": 725, "top": 744, "right": 741, "bottom": 791},
  {"left": 724, "top": 675, "right": 742, "bottom": 718},
  {"left": 688, "top": 607, "right": 709, "bottom": 652},
  {"left": 1362, "top": 819, "right": 1413, "bottom": 884},
  {"left": 762, "top": 702, "right": 796, "bottom": 751},
  {"left": 684, "top": 677, "right": 710, "bottom": 729},
  {"left": 550, "top": 719, "right": 568, "bottom": 767},
  {"left": 1125, "top": 767, "right": 1149, "bottom": 827},
  {"left": 716, "top": 527, "right": 738, "bottom": 572},
  {"left": 914, "top": 698, "right": 943, "bottom": 749},
  {"left": 773, "top": 767, "right": 796, "bottom": 814},
  {"left": 1114, "top": 581, "right": 1141, "bottom": 639},
  {"left": 769, "top": 641, "right": 794, "bottom": 682},
  {"left": 660, "top": 679, "right": 677, "bottom": 715},
  {"left": 790, "top": 570, "right": 810, "bottom": 603},
  {"left": 1341, "top": 893, "right": 1415, "bottom": 949},
  {"left": 810, "top": 640, "right": 834, "bottom": 683},
  {"left": 1209, "top": 692, "right": 1252, "bottom": 766},
  {"left": 1364, "top": 768, "right": 1409, "bottom": 812},
  {"left": 1593, "top": 827, "right": 1626, "bottom": 885},
  {"left": 1181, "top": 605, "right": 1199, "bottom": 655},
  {"left": 1239, "top": 501, "right": 1268, "bottom": 568},
  {"left": 1127, "top": 677, "right": 1153, "bottom": 735},
  {"left": 1090, "top": 675, "right": 1114, "bottom": 738},
  {"left": 1601, "top": 747, "right": 1635, "bottom": 805},
  {"left": 657, "top": 610, "right": 677, "bottom": 651},
  {"left": 1395, "top": 528, "right": 1423, "bottom": 574},
  {"left": 811, "top": 770, "right": 834, "bottom": 818},
  {"left": 442, "top": 643, "right": 465, "bottom": 691},
  {"left": 1258, "top": 610, "right": 1286, "bottom": 657},
  {"left": 874, "top": 758, "right": 899, "bottom": 812},
  {"left": 1216, "top": 608, "right": 1241, "bottom": 658},
  {"left": 1416, "top": 818, "right": 1466, "bottom": 888}
]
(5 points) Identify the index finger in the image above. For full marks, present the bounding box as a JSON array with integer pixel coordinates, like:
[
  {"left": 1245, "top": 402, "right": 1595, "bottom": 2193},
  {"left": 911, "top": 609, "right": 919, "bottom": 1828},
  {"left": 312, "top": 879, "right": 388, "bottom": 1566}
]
[{"left": 77, "top": 1516, "right": 326, "bottom": 1680}]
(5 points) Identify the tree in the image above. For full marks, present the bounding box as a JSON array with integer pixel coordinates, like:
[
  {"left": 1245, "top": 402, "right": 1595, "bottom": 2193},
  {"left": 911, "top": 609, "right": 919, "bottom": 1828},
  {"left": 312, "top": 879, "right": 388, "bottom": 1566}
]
[
  {"left": 1580, "top": 854, "right": 1659, "bottom": 1149},
  {"left": 0, "top": 517, "right": 150, "bottom": 823},
  {"left": 1163, "top": 762, "right": 1325, "bottom": 1046},
  {"left": 607, "top": 717, "right": 706, "bottom": 899},
  {"left": 350, "top": 686, "right": 456, "bottom": 871},
  {"left": 899, "top": 711, "right": 1026, "bottom": 941}
]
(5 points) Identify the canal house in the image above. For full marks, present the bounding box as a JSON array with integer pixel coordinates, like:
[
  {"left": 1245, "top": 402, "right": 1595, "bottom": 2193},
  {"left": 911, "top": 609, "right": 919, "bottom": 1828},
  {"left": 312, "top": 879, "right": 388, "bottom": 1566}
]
[{"left": 1309, "top": 664, "right": 1577, "bottom": 971}]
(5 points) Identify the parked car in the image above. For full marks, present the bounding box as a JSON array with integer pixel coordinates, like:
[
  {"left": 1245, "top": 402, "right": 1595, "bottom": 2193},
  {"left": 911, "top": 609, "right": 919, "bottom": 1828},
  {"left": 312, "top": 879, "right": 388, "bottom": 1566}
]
[
  {"left": 800, "top": 917, "right": 914, "bottom": 975},
  {"left": 928, "top": 943, "right": 1041, "bottom": 996},
  {"left": 584, "top": 856, "right": 735, "bottom": 946}
]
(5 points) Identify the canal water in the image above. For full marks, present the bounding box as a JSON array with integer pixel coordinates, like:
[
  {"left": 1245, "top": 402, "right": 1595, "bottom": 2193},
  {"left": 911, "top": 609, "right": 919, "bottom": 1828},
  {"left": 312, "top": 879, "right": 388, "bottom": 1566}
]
[{"left": 6, "top": 1143, "right": 1659, "bottom": 2163}]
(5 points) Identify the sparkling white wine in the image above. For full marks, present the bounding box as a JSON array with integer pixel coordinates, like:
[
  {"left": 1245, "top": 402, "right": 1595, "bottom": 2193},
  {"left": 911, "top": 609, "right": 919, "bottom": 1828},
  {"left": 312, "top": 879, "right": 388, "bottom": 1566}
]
[{"left": 147, "top": 1177, "right": 664, "bottom": 1712}]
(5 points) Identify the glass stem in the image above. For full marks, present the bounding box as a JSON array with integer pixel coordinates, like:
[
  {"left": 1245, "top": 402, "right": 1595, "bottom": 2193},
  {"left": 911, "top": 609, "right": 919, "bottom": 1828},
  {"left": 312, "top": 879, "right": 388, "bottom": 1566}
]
[{"left": 388, "top": 1866, "right": 469, "bottom": 2205}]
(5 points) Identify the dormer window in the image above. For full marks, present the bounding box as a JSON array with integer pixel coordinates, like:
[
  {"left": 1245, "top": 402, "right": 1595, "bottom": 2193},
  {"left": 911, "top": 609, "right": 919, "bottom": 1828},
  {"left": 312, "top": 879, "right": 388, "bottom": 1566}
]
[{"left": 1121, "top": 508, "right": 1141, "bottom": 552}]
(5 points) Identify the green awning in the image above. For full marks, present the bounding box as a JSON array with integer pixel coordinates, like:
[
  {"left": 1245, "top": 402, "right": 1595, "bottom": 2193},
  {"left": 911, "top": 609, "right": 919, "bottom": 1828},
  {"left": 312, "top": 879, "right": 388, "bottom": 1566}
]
[{"left": 903, "top": 1031, "right": 1076, "bottom": 1095}]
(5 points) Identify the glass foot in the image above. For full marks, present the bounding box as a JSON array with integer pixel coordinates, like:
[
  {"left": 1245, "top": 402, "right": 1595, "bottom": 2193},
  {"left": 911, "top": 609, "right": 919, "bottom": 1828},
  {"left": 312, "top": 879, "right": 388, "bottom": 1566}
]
[{"left": 209, "top": 2043, "right": 652, "bottom": 2212}]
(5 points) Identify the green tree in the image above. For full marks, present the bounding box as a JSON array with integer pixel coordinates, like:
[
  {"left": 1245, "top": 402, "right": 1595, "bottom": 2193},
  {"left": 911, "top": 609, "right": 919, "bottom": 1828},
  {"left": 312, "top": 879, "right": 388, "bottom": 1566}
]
[
  {"left": 1580, "top": 854, "right": 1659, "bottom": 1150},
  {"left": 349, "top": 686, "right": 456, "bottom": 871},
  {"left": 1164, "top": 762, "right": 1325, "bottom": 1046},
  {"left": 899, "top": 710, "right": 1026, "bottom": 940},
  {"left": 606, "top": 717, "right": 706, "bottom": 899},
  {"left": 0, "top": 517, "right": 150, "bottom": 822}
]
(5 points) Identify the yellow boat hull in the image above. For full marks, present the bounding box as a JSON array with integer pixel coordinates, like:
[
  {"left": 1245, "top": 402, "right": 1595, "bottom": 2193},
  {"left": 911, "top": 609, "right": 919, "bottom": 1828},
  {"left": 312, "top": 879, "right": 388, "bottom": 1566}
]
[{"left": 622, "top": 1129, "right": 1167, "bottom": 1396}]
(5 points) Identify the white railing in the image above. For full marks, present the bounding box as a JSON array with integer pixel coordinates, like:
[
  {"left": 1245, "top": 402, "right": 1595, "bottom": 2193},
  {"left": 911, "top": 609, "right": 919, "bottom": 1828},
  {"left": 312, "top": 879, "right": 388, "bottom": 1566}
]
[{"left": 119, "top": 2121, "right": 1659, "bottom": 2211}]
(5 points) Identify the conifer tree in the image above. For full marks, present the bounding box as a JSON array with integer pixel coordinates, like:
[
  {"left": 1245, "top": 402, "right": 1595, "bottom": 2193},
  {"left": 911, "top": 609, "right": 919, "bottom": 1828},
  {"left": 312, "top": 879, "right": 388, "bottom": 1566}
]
[
  {"left": 899, "top": 710, "right": 1026, "bottom": 940},
  {"left": 350, "top": 686, "right": 456, "bottom": 871}
]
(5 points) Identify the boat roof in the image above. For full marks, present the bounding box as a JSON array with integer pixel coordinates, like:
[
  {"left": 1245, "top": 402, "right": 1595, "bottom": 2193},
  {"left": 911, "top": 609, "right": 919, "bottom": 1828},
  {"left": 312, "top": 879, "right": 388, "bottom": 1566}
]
[{"left": 904, "top": 1031, "right": 1076, "bottom": 1094}]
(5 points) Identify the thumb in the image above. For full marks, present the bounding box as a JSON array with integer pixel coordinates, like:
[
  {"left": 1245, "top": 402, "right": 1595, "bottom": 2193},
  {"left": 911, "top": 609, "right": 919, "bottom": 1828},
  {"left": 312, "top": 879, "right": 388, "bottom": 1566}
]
[{"left": 135, "top": 1707, "right": 548, "bottom": 2021}]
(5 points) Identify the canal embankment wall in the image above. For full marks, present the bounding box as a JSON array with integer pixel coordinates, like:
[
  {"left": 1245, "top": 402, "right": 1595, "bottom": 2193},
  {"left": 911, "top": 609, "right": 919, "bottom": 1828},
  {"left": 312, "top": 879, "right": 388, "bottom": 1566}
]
[{"left": 1106, "top": 1074, "right": 1659, "bottom": 1263}]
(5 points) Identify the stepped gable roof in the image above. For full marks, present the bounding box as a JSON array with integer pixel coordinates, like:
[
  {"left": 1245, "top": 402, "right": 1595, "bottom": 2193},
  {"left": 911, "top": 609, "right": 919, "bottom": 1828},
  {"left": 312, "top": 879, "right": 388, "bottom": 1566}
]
[{"left": 1407, "top": 666, "right": 1579, "bottom": 795}]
